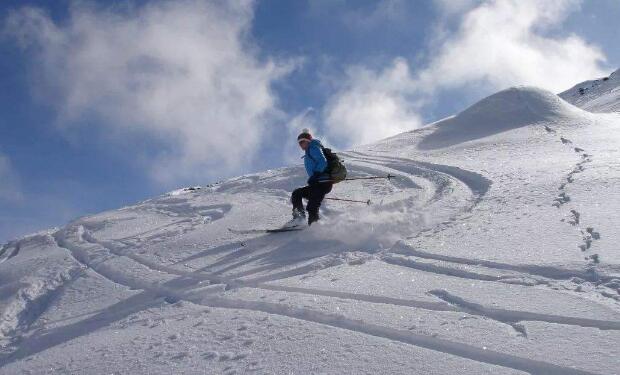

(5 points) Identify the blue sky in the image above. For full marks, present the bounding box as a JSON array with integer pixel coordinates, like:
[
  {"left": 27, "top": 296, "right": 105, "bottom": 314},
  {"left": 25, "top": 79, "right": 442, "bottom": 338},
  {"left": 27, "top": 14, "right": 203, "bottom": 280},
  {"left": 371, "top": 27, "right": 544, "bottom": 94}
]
[{"left": 1, "top": 0, "right": 619, "bottom": 242}]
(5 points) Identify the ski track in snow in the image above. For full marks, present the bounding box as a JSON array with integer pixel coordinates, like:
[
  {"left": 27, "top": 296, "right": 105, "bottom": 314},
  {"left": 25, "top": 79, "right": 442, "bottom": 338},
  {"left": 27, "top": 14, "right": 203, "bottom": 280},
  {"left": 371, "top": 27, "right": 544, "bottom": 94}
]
[
  {"left": 0, "top": 234, "right": 87, "bottom": 353},
  {"left": 344, "top": 151, "right": 492, "bottom": 207},
  {"left": 0, "top": 242, "right": 21, "bottom": 264},
  {"left": 1, "top": 138, "right": 619, "bottom": 373},
  {"left": 1, "top": 224, "right": 610, "bottom": 375},
  {"left": 387, "top": 242, "right": 612, "bottom": 283}
]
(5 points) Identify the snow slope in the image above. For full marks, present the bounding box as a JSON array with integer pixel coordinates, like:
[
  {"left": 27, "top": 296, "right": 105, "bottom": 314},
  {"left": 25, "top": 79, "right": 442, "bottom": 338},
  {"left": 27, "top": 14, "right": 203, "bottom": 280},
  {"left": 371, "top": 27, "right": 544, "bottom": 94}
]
[
  {"left": 560, "top": 68, "right": 620, "bottom": 113},
  {"left": 1, "top": 83, "right": 620, "bottom": 374}
]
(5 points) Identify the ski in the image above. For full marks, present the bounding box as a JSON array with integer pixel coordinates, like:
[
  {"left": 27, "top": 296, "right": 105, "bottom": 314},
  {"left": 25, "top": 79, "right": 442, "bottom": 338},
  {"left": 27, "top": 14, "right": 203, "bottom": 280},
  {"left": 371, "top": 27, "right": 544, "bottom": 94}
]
[{"left": 228, "top": 225, "right": 305, "bottom": 234}]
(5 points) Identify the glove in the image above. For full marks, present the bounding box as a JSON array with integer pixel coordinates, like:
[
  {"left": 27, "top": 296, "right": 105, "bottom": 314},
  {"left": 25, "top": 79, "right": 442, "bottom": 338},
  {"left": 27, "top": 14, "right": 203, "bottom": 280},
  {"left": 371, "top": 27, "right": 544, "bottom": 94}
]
[{"left": 307, "top": 173, "right": 320, "bottom": 185}]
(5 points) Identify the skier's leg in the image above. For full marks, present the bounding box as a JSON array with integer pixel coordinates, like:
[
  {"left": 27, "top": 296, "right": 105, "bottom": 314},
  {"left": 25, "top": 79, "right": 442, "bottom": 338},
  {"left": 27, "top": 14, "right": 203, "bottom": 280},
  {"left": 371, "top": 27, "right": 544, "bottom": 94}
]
[
  {"left": 291, "top": 186, "right": 311, "bottom": 216},
  {"left": 306, "top": 183, "right": 333, "bottom": 225}
]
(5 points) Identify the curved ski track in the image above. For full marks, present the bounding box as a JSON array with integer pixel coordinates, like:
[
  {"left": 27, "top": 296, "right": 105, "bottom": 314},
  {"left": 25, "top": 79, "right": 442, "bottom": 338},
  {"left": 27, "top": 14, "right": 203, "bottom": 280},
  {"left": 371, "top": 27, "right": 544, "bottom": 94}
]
[{"left": 1, "top": 151, "right": 618, "bottom": 375}]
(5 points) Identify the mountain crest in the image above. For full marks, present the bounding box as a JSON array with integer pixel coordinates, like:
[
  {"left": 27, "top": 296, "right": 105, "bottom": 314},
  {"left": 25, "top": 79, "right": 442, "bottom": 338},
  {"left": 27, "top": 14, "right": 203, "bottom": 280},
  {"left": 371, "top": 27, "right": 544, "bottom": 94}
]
[
  {"left": 559, "top": 68, "right": 620, "bottom": 113},
  {"left": 418, "top": 86, "right": 586, "bottom": 149}
]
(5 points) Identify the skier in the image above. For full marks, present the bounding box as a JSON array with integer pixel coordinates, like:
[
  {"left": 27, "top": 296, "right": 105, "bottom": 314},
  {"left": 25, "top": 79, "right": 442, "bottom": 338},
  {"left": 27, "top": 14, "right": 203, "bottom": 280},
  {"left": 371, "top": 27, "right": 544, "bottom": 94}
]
[{"left": 290, "top": 129, "right": 333, "bottom": 226}]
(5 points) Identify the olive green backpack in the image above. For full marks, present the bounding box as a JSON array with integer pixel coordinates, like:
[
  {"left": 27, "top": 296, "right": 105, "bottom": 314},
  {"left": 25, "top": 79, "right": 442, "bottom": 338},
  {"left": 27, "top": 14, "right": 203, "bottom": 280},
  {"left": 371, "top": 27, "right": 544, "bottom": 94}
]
[{"left": 321, "top": 146, "right": 347, "bottom": 183}]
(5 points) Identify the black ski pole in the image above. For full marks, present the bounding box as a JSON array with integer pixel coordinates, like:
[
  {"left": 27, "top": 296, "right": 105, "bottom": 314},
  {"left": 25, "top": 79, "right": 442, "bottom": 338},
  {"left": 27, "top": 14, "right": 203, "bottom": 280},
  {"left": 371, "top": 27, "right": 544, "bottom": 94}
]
[
  {"left": 325, "top": 197, "right": 371, "bottom": 205},
  {"left": 321, "top": 174, "right": 394, "bottom": 183}
]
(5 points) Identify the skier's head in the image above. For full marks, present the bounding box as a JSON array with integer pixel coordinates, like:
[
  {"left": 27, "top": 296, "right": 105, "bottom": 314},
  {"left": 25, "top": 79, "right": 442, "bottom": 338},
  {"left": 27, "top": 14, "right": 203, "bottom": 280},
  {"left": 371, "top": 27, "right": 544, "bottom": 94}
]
[{"left": 297, "top": 128, "right": 312, "bottom": 150}]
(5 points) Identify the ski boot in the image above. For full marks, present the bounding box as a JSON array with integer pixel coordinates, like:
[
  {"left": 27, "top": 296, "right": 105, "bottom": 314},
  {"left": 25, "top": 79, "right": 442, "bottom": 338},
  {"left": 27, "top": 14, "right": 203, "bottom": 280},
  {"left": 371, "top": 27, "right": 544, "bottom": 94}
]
[
  {"left": 285, "top": 208, "right": 307, "bottom": 228},
  {"left": 308, "top": 211, "right": 319, "bottom": 226}
]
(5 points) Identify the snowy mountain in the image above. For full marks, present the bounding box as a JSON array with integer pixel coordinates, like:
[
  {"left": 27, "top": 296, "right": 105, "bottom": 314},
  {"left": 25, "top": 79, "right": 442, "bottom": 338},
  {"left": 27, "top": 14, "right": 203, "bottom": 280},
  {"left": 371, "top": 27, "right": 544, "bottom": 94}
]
[
  {"left": 560, "top": 68, "right": 620, "bottom": 113},
  {"left": 1, "top": 79, "right": 620, "bottom": 374}
]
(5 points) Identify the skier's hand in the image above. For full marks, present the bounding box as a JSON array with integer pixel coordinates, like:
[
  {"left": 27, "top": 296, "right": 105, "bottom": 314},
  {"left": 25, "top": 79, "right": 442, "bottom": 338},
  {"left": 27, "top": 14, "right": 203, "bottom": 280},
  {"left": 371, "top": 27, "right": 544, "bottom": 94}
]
[{"left": 307, "top": 174, "right": 320, "bottom": 185}]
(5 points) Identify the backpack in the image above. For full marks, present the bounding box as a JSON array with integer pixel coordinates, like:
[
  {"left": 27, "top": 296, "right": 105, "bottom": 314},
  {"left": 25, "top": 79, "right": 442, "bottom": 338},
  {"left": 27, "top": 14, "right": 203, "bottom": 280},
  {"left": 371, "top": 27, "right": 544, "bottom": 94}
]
[{"left": 321, "top": 146, "right": 347, "bottom": 183}]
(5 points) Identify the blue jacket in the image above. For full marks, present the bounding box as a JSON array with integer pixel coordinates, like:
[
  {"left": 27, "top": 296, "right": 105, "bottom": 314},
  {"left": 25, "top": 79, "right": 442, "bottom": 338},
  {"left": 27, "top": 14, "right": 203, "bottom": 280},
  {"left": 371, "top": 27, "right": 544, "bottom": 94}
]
[{"left": 303, "top": 139, "right": 329, "bottom": 179}]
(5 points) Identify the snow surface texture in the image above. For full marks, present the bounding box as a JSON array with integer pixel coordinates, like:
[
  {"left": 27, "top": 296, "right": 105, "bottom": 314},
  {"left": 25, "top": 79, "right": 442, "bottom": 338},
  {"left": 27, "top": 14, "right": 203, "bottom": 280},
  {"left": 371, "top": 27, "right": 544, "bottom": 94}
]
[
  {"left": 1, "top": 81, "right": 620, "bottom": 374},
  {"left": 560, "top": 68, "right": 620, "bottom": 113}
]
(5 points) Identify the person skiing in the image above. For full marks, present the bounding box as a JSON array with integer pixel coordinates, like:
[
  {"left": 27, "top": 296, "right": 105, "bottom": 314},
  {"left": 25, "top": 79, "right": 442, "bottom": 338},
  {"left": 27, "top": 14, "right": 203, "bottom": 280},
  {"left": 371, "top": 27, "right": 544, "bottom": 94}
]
[{"left": 290, "top": 128, "right": 333, "bottom": 226}]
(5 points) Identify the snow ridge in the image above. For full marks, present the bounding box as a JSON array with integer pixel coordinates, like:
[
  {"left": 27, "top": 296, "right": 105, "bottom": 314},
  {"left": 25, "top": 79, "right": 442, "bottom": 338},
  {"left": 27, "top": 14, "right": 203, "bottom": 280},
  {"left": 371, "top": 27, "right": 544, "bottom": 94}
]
[
  {"left": 418, "top": 86, "right": 587, "bottom": 149},
  {"left": 560, "top": 69, "right": 620, "bottom": 113}
]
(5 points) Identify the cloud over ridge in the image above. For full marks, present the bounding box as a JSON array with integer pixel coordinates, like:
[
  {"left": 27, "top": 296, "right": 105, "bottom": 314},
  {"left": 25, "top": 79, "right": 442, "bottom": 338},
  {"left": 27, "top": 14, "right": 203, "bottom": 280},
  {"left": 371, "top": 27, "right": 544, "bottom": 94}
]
[
  {"left": 4, "top": 0, "right": 611, "bottom": 176},
  {"left": 421, "top": 0, "right": 607, "bottom": 92},
  {"left": 322, "top": 0, "right": 608, "bottom": 148}
]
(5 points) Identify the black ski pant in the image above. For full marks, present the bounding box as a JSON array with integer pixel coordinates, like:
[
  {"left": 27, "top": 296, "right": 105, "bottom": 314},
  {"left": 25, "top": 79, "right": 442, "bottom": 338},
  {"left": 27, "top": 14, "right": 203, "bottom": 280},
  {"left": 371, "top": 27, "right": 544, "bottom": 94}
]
[{"left": 291, "top": 182, "right": 333, "bottom": 224}]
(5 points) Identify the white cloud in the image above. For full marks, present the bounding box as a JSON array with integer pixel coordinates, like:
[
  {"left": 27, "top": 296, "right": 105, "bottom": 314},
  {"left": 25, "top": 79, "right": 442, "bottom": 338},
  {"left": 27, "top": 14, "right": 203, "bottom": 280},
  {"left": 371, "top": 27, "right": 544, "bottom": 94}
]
[
  {"left": 5, "top": 0, "right": 292, "bottom": 184},
  {"left": 4, "top": 0, "right": 610, "bottom": 177},
  {"left": 323, "top": 58, "right": 423, "bottom": 148},
  {"left": 420, "top": 0, "right": 607, "bottom": 93},
  {"left": 0, "top": 152, "right": 23, "bottom": 202}
]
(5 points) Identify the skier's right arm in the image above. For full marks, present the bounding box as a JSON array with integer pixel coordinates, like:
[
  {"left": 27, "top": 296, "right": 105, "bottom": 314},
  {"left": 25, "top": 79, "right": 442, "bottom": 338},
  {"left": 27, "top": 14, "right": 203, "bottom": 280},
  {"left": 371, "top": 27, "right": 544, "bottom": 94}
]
[{"left": 307, "top": 144, "right": 328, "bottom": 173}]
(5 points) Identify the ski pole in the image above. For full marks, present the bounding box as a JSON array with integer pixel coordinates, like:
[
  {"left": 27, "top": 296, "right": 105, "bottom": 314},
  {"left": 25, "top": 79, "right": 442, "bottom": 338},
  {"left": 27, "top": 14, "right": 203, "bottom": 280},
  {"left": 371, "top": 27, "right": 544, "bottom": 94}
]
[
  {"left": 345, "top": 174, "right": 394, "bottom": 181},
  {"left": 325, "top": 197, "right": 371, "bottom": 205},
  {"left": 321, "top": 174, "right": 395, "bottom": 183}
]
